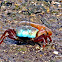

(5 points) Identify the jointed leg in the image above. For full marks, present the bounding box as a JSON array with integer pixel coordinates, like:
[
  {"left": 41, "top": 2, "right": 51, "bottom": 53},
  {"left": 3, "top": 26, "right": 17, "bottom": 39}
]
[
  {"left": 47, "top": 35, "right": 52, "bottom": 42},
  {"left": 34, "top": 35, "right": 45, "bottom": 42},
  {"left": 34, "top": 34, "right": 52, "bottom": 47},
  {"left": 0, "top": 36, "right": 7, "bottom": 44},
  {"left": 34, "top": 35, "right": 46, "bottom": 47},
  {"left": 0, "top": 29, "right": 16, "bottom": 44},
  {"left": 43, "top": 35, "right": 52, "bottom": 48}
]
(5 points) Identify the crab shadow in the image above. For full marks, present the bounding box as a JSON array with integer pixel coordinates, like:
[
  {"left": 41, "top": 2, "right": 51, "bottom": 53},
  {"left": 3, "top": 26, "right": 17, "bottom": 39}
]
[
  {"left": 4, "top": 38, "right": 36, "bottom": 46},
  {"left": 4, "top": 37, "right": 42, "bottom": 47}
]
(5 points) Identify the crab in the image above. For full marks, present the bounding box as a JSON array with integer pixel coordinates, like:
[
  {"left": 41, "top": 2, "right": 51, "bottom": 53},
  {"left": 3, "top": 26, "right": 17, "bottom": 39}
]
[{"left": 0, "top": 21, "right": 52, "bottom": 48}]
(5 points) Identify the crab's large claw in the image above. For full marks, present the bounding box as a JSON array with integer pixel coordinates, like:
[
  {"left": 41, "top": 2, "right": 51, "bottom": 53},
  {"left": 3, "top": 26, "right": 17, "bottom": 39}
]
[{"left": 0, "top": 29, "right": 17, "bottom": 44}]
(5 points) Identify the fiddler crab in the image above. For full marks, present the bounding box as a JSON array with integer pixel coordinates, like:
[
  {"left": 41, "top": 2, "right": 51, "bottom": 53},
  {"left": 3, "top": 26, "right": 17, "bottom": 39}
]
[{"left": 0, "top": 21, "right": 52, "bottom": 48}]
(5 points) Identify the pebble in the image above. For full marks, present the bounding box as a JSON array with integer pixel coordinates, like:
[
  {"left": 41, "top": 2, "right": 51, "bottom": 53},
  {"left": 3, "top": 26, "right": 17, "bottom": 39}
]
[
  {"left": 53, "top": 51, "right": 59, "bottom": 54},
  {"left": 35, "top": 45, "right": 40, "bottom": 49}
]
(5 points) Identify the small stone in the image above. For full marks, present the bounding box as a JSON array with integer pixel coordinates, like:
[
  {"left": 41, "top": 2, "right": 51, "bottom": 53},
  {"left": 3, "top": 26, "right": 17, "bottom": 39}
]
[
  {"left": 53, "top": 51, "right": 59, "bottom": 54},
  {"left": 44, "top": 53, "right": 47, "bottom": 55},
  {"left": 59, "top": 28, "right": 62, "bottom": 31},
  {"left": 22, "top": 52, "right": 25, "bottom": 54},
  {"left": 40, "top": 47, "right": 43, "bottom": 50},
  {"left": 15, "top": 53, "right": 18, "bottom": 56},
  {"left": 35, "top": 45, "right": 40, "bottom": 49},
  {"left": 18, "top": 11, "right": 22, "bottom": 13},
  {"left": 40, "top": 54, "right": 42, "bottom": 57},
  {"left": 15, "top": 3, "right": 20, "bottom": 6}
]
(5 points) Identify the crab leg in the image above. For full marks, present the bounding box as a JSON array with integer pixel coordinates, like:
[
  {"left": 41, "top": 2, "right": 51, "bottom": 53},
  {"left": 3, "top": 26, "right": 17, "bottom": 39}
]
[
  {"left": 1, "top": 29, "right": 16, "bottom": 39},
  {"left": 0, "top": 36, "right": 7, "bottom": 44},
  {"left": 47, "top": 35, "right": 52, "bottom": 42},
  {"left": 34, "top": 34, "right": 52, "bottom": 47},
  {"left": 0, "top": 29, "right": 17, "bottom": 44},
  {"left": 43, "top": 35, "right": 52, "bottom": 48},
  {"left": 34, "top": 35, "right": 44, "bottom": 42},
  {"left": 34, "top": 35, "right": 46, "bottom": 47},
  {"left": 0, "top": 35, "right": 18, "bottom": 44}
]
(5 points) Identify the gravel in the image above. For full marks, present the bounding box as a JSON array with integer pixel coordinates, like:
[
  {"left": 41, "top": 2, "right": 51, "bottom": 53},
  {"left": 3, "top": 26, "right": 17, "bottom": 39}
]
[{"left": 0, "top": 0, "right": 62, "bottom": 62}]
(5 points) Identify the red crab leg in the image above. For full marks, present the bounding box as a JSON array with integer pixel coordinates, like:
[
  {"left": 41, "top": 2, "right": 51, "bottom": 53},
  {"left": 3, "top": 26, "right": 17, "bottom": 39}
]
[
  {"left": 0, "top": 29, "right": 17, "bottom": 44},
  {"left": 1, "top": 29, "right": 16, "bottom": 39},
  {"left": 34, "top": 36, "right": 44, "bottom": 42},
  {"left": 43, "top": 35, "right": 52, "bottom": 48},
  {"left": 0, "top": 35, "right": 17, "bottom": 44},
  {"left": 47, "top": 35, "right": 52, "bottom": 42},
  {"left": 34, "top": 34, "right": 52, "bottom": 47},
  {"left": 34, "top": 35, "right": 46, "bottom": 42},
  {"left": 0, "top": 36, "right": 7, "bottom": 44}
]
